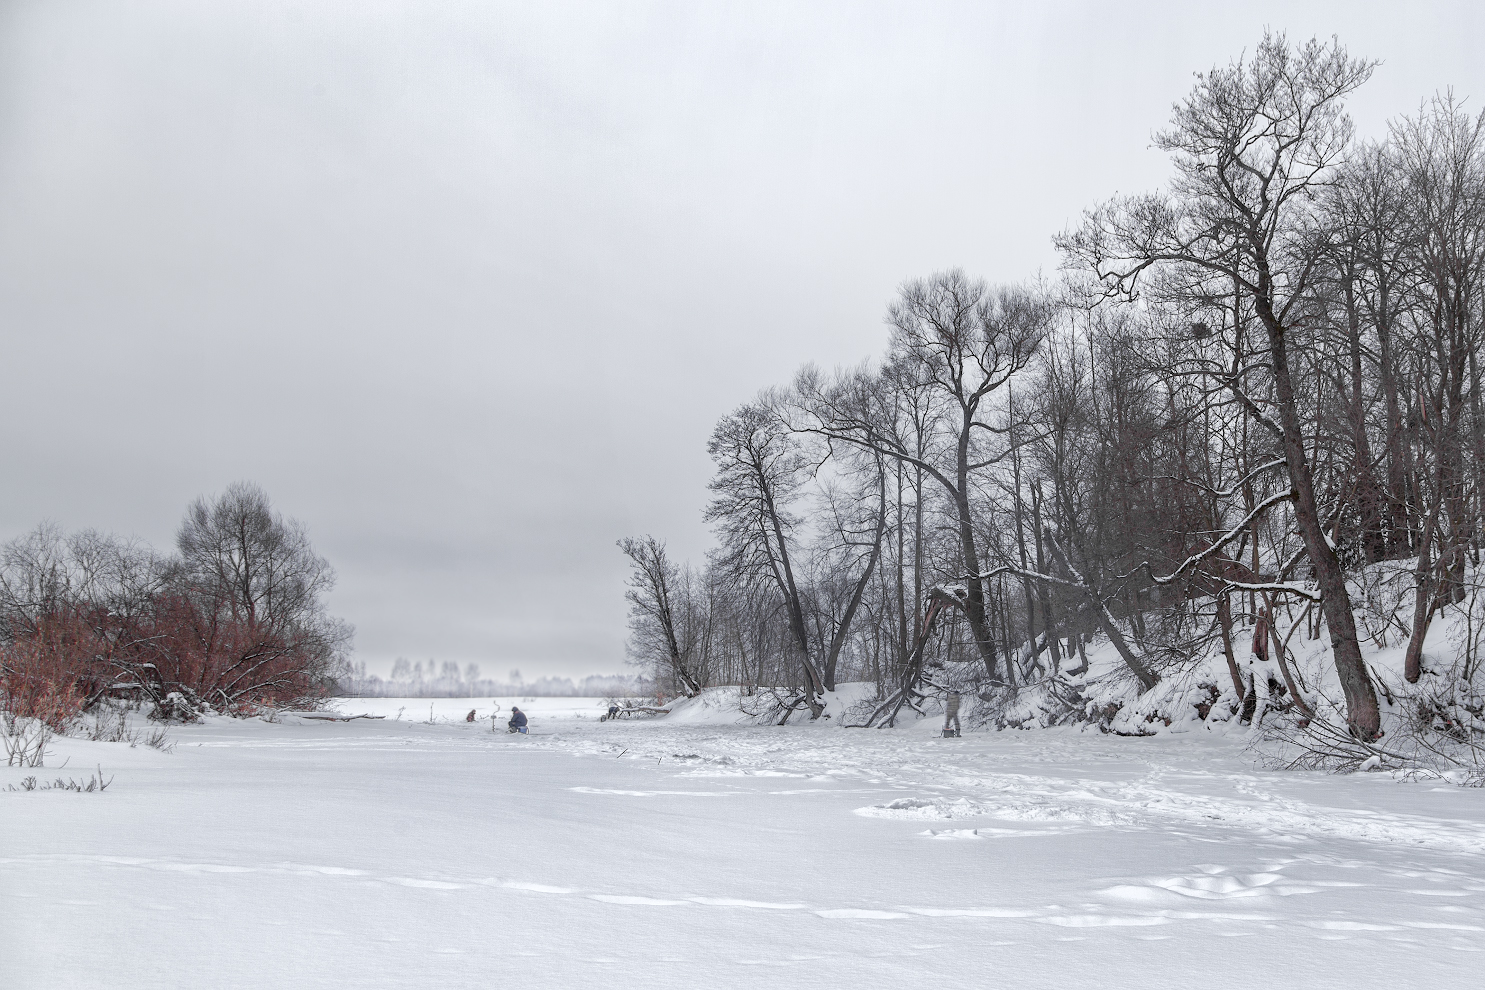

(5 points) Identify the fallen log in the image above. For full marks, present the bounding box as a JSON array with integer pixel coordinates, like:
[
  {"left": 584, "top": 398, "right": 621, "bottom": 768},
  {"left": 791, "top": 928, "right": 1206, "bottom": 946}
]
[
  {"left": 600, "top": 707, "right": 671, "bottom": 721},
  {"left": 295, "top": 713, "right": 387, "bottom": 722}
]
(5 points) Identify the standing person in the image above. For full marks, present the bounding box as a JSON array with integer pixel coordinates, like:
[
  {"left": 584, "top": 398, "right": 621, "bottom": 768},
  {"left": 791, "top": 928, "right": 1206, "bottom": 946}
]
[
  {"left": 944, "top": 690, "right": 962, "bottom": 737},
  {"left": 508, "top": 706, "right": 528, "bottom": 734}
]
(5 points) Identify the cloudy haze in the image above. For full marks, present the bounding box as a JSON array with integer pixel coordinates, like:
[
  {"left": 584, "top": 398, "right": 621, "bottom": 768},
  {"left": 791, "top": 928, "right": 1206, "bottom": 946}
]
[{"left": 1, "top": 0, "right": 1481, "bottom": 678}]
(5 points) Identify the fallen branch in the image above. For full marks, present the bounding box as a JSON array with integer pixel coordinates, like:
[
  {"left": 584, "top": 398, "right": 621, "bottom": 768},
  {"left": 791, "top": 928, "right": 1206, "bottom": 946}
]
[
  {"left": 295, "top": 713, "right": 386, "bottom": 722},
  {"left": 601, "top": 707, "right": 671, "bottom": 720}
]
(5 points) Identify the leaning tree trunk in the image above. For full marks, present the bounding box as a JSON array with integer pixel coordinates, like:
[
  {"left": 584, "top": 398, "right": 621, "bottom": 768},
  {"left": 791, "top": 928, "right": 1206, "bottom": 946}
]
[
  {"left": 865, "top": 585, "right": 975, "bottom": 727},
  {"left": 823, "top": 461, "right": 889, "bottom": 691},
  {"left": 1257, "top": 295, "right": 1381, "bottom": 739},
  {"left": 1042, "top": 531, "right": 1158, "bottom": 691},
  {"left": 1404, "top": 496, "right": 1445, "bottom": 683},
  {"left": 1215, "top": 591, "right": 1246, "bottom": 700},
  {"left": 657, "top": 604, "right": 703, "bottom": 698}
]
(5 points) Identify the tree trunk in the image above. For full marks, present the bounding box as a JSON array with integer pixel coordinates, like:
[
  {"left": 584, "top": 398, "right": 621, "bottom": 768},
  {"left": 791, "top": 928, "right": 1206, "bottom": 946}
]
[
  {"left": 954, "top": 415, "right": 1000, "bottom": 682},
  {"left": 760, "top": 481, "right": 826, "bottom": 716},
  {"left": 823, "top": 461, "right": 889, "bottom": 691},
  {"left": 1030, "top": 485, "right": 1062, "bottom": 669},
  {"left": 1343, "top": 277, "right": 1386, "bottom": 563},
  {"left": 1256, "top": 293, "right": 1381, "bottom": 739},
  {"left": 1404, "top": 496, "right": 1445, "bottom": 683},
  {"left": 1216, "top": 591, "right": 1245, "bottom": 699},
  {"left": 1009, "top": 415, "right": 1043, "bottom": 667}
]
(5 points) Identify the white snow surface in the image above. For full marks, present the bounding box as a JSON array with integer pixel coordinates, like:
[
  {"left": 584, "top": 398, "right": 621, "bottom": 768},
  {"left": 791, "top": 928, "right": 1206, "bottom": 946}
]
[{"left": 5, "top": 695, "right": 1485, "bottom": 988}]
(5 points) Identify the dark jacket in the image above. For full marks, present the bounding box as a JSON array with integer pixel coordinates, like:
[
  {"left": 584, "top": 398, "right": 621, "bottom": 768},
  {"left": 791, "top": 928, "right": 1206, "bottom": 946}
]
[{"left": 508, "top": 710, "right": 528, "bottom": 728}]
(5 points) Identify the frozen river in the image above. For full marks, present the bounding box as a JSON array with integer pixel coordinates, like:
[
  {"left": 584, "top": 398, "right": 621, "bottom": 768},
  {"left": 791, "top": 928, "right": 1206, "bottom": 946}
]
[{"left": 4, "top": 697, "right": 1484, "bottom": 988}]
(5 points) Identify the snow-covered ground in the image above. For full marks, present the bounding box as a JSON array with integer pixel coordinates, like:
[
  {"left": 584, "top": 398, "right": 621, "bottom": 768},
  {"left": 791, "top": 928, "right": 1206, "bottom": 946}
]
[{"left": 5, "top": 696, "right": 1484, "bottom": 988}]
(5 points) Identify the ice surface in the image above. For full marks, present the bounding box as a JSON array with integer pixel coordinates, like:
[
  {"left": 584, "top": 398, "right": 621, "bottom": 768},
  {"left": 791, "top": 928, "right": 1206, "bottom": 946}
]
[{"left": 4, "top": 696, "right": 1485, "bottom": 988}]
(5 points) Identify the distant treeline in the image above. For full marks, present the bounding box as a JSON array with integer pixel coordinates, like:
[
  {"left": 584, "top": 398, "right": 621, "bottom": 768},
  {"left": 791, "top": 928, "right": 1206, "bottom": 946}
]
[{"left": 335, "top": 661, "right": 651, "bottom": 699}]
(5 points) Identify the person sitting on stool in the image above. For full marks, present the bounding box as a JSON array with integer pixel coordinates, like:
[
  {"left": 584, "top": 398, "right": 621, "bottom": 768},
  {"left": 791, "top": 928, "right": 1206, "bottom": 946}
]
[{"left": 508, "top": 706, "right": 528, "bottom": 734}]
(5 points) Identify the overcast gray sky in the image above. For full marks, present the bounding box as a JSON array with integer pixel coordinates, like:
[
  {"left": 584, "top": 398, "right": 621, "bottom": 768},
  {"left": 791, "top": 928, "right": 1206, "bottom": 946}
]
[{"left": 2, "top": 1, "right": 1481, "bottom": 679}]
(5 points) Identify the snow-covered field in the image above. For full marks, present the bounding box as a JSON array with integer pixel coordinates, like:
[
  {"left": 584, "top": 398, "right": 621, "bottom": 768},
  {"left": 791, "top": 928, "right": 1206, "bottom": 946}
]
[{"left": 5, "top": 695, "right": 1485, "bottom": 988}]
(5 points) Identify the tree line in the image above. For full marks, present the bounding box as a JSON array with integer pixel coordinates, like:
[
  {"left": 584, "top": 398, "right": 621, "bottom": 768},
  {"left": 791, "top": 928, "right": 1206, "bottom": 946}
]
[
  {"left": 621, "top": 34, "right": 1485, "bottom": 739},
  {"left": 0, "top": 482, "right": 351, "bottom": 725},
  {"left": 336, "top": 661, "right": 651, "bottom": 699}
]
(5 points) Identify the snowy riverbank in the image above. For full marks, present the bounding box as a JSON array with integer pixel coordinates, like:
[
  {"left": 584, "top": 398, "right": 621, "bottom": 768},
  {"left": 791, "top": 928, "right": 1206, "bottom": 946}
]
[{"left": 5, "top": 701, "right": 1484, "bottom": 988}]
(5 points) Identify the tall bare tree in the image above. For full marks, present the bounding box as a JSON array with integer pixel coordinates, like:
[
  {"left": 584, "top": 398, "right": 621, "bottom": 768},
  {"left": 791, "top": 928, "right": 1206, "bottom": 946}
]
[
  {"left": 1060, "top": 33, "right": 1385, "bottom": 738},
  {"left": 618, "top": 535, "right": 704, "bottom": 697},
  {"left": 794, "top": 272, "right": 1049, "bottom": 685}
]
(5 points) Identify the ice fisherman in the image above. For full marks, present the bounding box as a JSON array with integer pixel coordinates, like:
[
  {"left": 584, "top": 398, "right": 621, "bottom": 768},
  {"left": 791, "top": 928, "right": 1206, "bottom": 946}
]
[
  {"left": 508, "top": 706, "right": 528, "bottom": 734},
  {"left": 944, "top": 690, "right": 962, "bottom": 737}
]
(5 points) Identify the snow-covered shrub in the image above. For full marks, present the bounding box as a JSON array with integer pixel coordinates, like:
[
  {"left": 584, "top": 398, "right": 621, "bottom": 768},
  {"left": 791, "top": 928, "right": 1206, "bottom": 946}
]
[
  {"left": 150, "top": 688, "right": 205, "bottom": 723},
  {"left": 1353, "top": 560, "right": 1416, "bottom": 650},
  {"left": 735, "top": 685, "right": 828, "bottom": 724},
  {"left": 1254, "top": 575, "right": 1485, "bottom": 784},
  {"left": 83, "top": 706, "right": 135, "bottom": 742},
  {"left": 1454, "top": 579, "right": 1485, "bottom": 686},
  {"left": 78, "top": 705, "right": 174, "bottom": 750},
  {"left": 1260, "top": 701, "right": 1485, "bottom": 785},
  {"left": 5, "top": 766, "right": 112, "bottom": 792},
  {"left": 1, "top": 711, "right": 53, "bottom": 767}
]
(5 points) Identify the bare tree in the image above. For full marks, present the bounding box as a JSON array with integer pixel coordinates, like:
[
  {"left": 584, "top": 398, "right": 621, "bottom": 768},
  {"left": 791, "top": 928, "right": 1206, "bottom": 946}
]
[
  {"left": 806, "top": 452, "right": 888, "bottom": 691},
  {"left": 618, "top": 535, "right": 704, "bottom": 697},
  {"left": 1060, "top": 33, "right": 1385, "bottom": 738},
  {"left": 794, "top": 272, "right": 1049, "bottom": 686},
  {"left": 705, "top": 401, "right": 829, "bottom": 717},
  {"left": 1389, "top": 94, "right": 1485, "bottom": 680},
  {"left": 163, "top": 481, "right": 350, "bottom": 710}
]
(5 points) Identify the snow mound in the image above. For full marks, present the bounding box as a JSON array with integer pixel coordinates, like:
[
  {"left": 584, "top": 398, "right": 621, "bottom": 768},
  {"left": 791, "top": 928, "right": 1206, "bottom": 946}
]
[
  {"left": 854, "top": 797, "right": 987, "bottom": 820},
  {"left": 921, "top": 828, "right": 982, "bottom": 839}
]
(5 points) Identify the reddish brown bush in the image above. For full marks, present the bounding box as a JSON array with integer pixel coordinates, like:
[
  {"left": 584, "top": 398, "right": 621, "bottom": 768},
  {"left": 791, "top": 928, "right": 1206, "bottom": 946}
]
[
  {"left": 0, "top": 614, "right": 104, "bottom": 729},
  {"left": 133, "top": 593, "right": 337, "bottom": 714},
  {"left": 1, "top": 599, "right": 339, "bottom": 723},
  {"left": 2, "top": 487, "right": 351, "bottom": 724}
]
